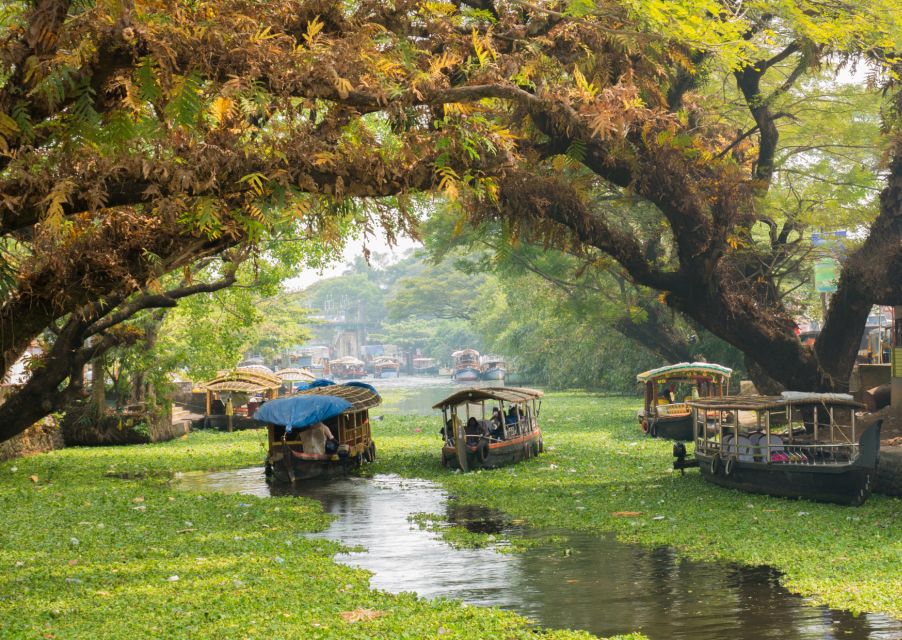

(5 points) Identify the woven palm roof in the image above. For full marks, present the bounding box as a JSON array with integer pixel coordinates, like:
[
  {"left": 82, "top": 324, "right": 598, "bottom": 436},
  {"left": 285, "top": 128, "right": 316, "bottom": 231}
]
[
  {"left": 274, "top": 367, "right": 315, "bottom": 382},
  {"left": 295, "top": 383, "right": 382, "bottom": 411},
  {"left": 433, "top": 386, "right": 544, "bottom": 409},
  {"left": 331, "top": 356, "right": 364, "bottom": 366},
  {"left": 236, "top": 364, "right": 274, "bottom": 374},
  {"left": 688, "top": 394, "right": 863, "bottom": 411},
  {"left": 201, "top": 369, "right": 282, "bottom": 393},
  {"left": 636, "top": 362, "right": 733, "bottom": 383}
]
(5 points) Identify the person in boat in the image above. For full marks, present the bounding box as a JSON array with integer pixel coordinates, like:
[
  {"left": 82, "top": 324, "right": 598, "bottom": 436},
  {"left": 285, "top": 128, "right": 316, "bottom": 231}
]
[
  {"left": 210, "top": 394, "right": 225, "bottom": 415},
  {"left": 298, "top": 421, "right": 336, "bottom": 455},
  {"left": 466, "top": 416, "right": 491, "bottom": 443},
  {"left": 489, "top": 407, "right": 505, "bottom": 440},
  {"left": 506, "top": 406, "right": 519, "bottom": 425},
  {"left": 658, "top": 385, "right": 674, "bottom": 404}
]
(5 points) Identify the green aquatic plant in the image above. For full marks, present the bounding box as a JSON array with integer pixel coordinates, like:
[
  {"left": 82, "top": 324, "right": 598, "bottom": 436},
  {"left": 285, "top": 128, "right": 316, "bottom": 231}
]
[{"left": 0, "top": 430, "right": 641, "bottom": 639}]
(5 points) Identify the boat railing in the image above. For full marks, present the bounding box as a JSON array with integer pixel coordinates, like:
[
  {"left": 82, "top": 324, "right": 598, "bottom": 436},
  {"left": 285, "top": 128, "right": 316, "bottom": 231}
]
[{"left": 697, "top": 439, "right": 859, "bottom": 466}]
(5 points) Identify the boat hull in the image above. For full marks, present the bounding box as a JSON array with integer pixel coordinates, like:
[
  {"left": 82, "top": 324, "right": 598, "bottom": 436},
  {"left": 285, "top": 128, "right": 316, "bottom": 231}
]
[
  {"left": 442, "top": 430, "right": 543, "bottom": 470},
  {"left": 480, "top": 367, "right": 506, "bottom": 381},
  {"left": 266, "top": 447, "right": 374, "bottom": 483},
  {"left": 639, "top": 411, "right": 693, "bottom": 441},
  {"left": 695, "top": 423, "right": 881, "bottom": 506},
  {"left": 453, "top": 367, "right": 480, "bottom": 382},
  {"left": 413, "top": 367, "right": 439, "bottom": 376}
]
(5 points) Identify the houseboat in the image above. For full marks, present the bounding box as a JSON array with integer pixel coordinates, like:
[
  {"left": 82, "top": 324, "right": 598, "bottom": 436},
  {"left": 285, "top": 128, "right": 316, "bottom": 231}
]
[
  {"left": 373, "top": 356, "right": 401, "bottom": 379},
  {"left": 435, "top": 386, "right": 544, "bottom": 471},
  {"left": 258, "top": 381, "right": 380, "bottom": 482},
  {"left": 329, "top": 356, "right": 366, "bottom": 380},
  {"left": 452, "top": 349, "right": 481, "bottom": 382},
  {"left": 480, "top": 355, "right": 507, "bottom": 381},
  {"left": 637, "top": 362, "right": 732, "bottom": 440},
  {"left": 412, "top": 357, "right": 439, "bottom": 375},
  {"left": 688, "top": 393, "right": 881, "bottom": 505}
]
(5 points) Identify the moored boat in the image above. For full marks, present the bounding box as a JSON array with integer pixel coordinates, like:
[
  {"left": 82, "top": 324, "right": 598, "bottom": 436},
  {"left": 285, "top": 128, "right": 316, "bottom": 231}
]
[
  {"left": 452, "top": 349, "right": 481, "bottom": 382},
  {"left": 412, "top": 357, "right": 439, "bottom": 375},
  {"left": 687, "top": 393, "right": 881, "bottom": 506},
  {"left": 330, "top": 356, "right": 366, "bottom": 379},
  {"left": 258, "top": 380, "right": 380, "bottom": 482},
  {"left": 435, "top": 386, "right": 544, "bottom": 471},
  {"left": 636, "top": 362, "right": 732, "bottom": 440},
  {"left": 373, "top": 356, "right": 401, "bottom": 379},
  {"left": 480, "top": 355, "right": 507, "bottom": 381}
]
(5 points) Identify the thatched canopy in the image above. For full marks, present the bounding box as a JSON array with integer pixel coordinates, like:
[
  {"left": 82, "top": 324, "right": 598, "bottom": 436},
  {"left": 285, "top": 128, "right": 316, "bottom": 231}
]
[
  {"left": 274, "top": 367, "right": 315, "bottom": 382},
  {"left": 295, "top": 383, "right": 382, "bottom": 412},
  {"left": 331, "top": 356, "right": 364, "bottom": 366},
  {"left": 201, "top": 369, "right": 282, "bottom": 393},
  {"left": 433, "top": 386, "right": 543, "bottom": 409},
  {"left": 689, "top": 393, "right": 863, "bottom": 411},
  {"left": 636, "top": 362, "right": 732, "bottom": 383},
  {"left": 236, "top": 364, "right": 274, "bottom": 375}
]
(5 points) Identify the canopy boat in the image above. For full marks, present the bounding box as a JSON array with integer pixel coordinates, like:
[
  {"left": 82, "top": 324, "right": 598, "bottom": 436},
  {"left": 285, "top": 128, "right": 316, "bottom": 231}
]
[
  {"left": 480, "top": 355, "right": 507, "bottom": 381},
  {"left": 274, "top": 367, "right": 315, "bottom": 391},
  {"left": 687, "top": 393, "right": 881, "bottom": 506},
  {"left": 412, "top": 357, "right": 439, "bottom": 375},
  {"left": 257, "top": 380, "right": 381, "bottom": 483},
  {"left": 330, "top": 356, "right": 366, "bottom": 380},
  {"left": 434, "top": 386, "right": 544, "bottom": 471},
  {"left": 197, "top": 369, "right": 282, "bottom": 430},
  {"left": 373, "top": 356, "right": 401, "bottom": 379},
  {"left": 636, "top": 362, "right": 732, "bottom": 440},
  {"left": 452, "top": 349, "right": 481, "bottom": 382}
]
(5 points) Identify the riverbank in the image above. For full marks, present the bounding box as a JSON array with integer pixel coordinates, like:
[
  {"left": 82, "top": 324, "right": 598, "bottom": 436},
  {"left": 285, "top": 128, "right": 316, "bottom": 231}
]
[
  {"left": 372, "top": 392, "right": 902, "bottom": 620},
  {"left": 0, "top": 431, "right": 636, "bottom": 640}
]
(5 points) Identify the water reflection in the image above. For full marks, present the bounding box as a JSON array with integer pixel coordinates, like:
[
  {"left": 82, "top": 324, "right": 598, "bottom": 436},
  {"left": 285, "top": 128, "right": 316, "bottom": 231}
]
[{"left": 175, "top": 468, "right": 902, "bottom": 640}]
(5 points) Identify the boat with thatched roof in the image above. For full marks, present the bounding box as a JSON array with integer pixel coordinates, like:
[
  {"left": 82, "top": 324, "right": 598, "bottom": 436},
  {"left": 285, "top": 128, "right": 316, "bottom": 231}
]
[
  {"left": 257, "top": 380, "right": 381, "bottom": 482},
  {"left": 197, "top": 369, "right": 282, "bottom": 430},
  {"left": 636, "top": 362, "right": 732, "bottom": 440},
  {"left": 435, "top": 386, "right": 543, "bottom": 471}
]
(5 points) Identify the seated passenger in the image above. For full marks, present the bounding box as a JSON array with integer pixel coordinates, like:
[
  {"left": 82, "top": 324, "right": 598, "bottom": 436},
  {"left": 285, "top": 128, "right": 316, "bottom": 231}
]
[
  {"left": 506, "top": 406, "right": 519, "bottom": 425},
  {"left": 465, "top": 417, "right": 482, "bottom": 442},
  {"left": 489, "top": 408, "right": 504, "bottom": 440},
  {"left": 298, "top": 421, "right": 336, "bottom": 455}
]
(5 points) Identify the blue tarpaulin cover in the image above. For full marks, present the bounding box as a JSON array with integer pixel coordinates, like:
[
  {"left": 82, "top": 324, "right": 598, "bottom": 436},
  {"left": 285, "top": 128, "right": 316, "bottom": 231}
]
[
  {"left": 294, "top": 378, "right": 336, "bottom": 391},
  {"left": 254, "top": 394, "right": 352, "bottom": 432}
]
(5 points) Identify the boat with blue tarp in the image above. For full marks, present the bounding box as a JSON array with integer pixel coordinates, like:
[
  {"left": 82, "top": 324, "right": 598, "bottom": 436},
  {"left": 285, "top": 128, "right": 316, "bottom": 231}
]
[{"left": 256, "top": 380, "right": 380, "bottom": 482}]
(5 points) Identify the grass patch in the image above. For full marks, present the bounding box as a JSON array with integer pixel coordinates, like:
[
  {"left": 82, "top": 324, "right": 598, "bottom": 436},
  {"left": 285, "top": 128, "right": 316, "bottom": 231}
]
[
  {"left": 371, "top": 391, "right": 902, "bottom": 619},
  {"left": 0, "top": 430, "right": 640, "bottom": 639}
]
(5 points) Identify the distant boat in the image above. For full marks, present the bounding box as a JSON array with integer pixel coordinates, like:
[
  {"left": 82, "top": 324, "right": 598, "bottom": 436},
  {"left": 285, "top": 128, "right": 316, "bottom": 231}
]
[
  {"left": 480, "top": 355, "right": 506, "bottom": 381},
  {"left": 329, "top": 356, "right": 366, "bottom": 380},
  {"left": 451, "top": 349, "right": 480, "bottom": 382},
  {"left": 373, "top": 356, "right": 400, "bottom": 379},
  {"left": 412, "top": 357, "right": 439, "bottom": 375}
]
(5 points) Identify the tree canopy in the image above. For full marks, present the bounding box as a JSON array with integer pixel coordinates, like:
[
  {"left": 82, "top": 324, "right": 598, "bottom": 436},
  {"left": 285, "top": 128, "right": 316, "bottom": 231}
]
[{"left": 1, "top": 0, "right": 902, "bottom": 440}]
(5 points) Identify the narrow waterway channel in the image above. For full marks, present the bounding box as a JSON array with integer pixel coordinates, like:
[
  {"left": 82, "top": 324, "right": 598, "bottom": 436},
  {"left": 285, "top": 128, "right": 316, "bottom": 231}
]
[{"left": 176, "top": 467, "right": 902, "bottom": 640}]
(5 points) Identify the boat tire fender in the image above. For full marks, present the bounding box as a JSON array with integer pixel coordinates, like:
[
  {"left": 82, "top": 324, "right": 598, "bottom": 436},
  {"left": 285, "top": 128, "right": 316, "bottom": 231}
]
[
  {"left": 649, "top": 423, "right": 657, "bottom": 438},
  {"left": 364, "top": 441, "right": 376, "bottom": 463},
  {"left": 538, "top": 438, "right": 544, "bottom": 454},
  {"left": 476, "top": 439, "right": 490, "bottom": 465},
  {"left": 724, "top": 456, "right": 737, "bottom": 477},
  {"left": 711, "top": 456, "right": 722, "bottom": 476}
]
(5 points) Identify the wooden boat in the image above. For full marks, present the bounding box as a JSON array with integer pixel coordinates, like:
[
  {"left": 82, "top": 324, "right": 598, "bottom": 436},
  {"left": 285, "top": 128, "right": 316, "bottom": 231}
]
[
  {"left": 452, "top": 349, "right": 481, "bottom": 382},
  {"left": 196, "top": 369, "right": 281, "bottom": 430},
  {"left": 479, "top": 355, "right": 507, "bottom": 381},
  {"left": 373, "top": 356, "right": 401, "bottom": 379},
  {"left": 329, "top": 356, "right": 366, "bottom": 380},
  {"left": 259, "top": 381, "right": 380, "bottom": 483},
  {"left": 636, "top": 362, "right": 732, "bottom": 440},
  {"left": 687, "top": 393, "right": 881, "bottom": 506},
  {"left": 412, "top": 357, "right": 439, "bottom": 375},
  {"left": 434, "top": 386, "right": 544, "bottom": 471}
]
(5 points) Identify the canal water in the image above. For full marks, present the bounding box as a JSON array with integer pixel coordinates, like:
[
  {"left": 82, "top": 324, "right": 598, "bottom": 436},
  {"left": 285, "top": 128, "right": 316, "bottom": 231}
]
[{"left": 176, "top": 467, "right": 902, "bottom": 640}]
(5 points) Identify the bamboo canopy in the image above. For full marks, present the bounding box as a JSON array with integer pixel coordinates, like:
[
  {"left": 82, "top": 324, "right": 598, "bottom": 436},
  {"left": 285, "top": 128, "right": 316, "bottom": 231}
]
[
  {"left": 236, "top": 364, "right": 274, "bottom": 375},
  {"left": 433, "top": 386, "right": 544, "bottom": 409},
  {"left": 274, "top": 367, "right": 315, "bottom": 382},
  {"left": 295, "top": 383, "right": 382, "bottom": 412},
  {"left": 331, "top": 356, "right": 364, "bottom": 366},
  {"left": 201, "top": 369, "right": 282, "bottom": 394},
  {"left": 688, "top": 393, "right": 863, "bottom": 411},
  {"left": 636, "top": 362, "right": 733, "bottom": 383}
]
